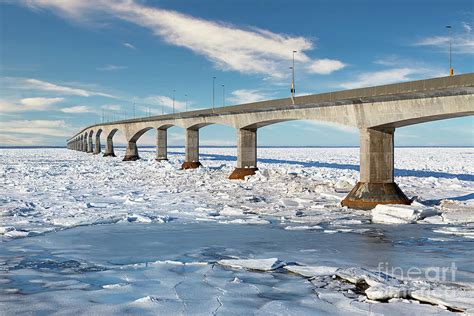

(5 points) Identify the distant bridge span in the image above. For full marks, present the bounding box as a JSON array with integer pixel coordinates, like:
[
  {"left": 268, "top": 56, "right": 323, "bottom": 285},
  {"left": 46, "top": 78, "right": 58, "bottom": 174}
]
[{"left": 67, "top": 74, "right": 474, "bottom": 209}]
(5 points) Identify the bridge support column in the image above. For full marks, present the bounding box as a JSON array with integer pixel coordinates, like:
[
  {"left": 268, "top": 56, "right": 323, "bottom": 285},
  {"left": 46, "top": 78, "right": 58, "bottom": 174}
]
[
  {"left": 229, "top": 128, "right": 258, "bottom": 179},
  {"left": 123, "top": 141, "right": 139, "bottom": 161},
  {"left": 103, "top": 136, "right": 116, "bottom": 157},
  {"left": 342, "top": 128, "right": 411, "bottom": 210},
  {"left": 156, "top": 129, "right": 168, "bottom": 161},
  {"left": 93, "top": 135, "right": 101, "bottom": 154},
  {"left": 83, "top": 139, "right": 87, "bottom": 152},
  {"left": 182, "top": 128, "right": 201, "bottom": 169},
  {"left": 87, "top": 135, "right": 93, "bottom": 153}
]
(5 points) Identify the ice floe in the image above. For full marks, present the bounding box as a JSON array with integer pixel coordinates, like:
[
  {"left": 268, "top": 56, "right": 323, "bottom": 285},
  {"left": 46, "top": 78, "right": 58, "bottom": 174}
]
[
  {"left": 218, "top": 258, "right": 285, "bottom": 271},
  {"left": 284, "top": 265, "right": 338, "bottom": 277},
  {"left": 371, "top": 203, "right": 439, "bottom": 224}
]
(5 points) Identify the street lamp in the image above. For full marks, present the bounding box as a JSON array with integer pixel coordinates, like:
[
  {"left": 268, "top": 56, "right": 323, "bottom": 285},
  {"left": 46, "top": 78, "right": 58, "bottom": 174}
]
[
  {"left": 185, "top": 94, "right": 188, "bottom": 112},
  {"left": 291, "top": 50, "right": 297, "bottom": 98},
  {"left": 446, "top": 25, "right": 453, "bottom": 76},
  {"left": 212, "top": 76, "right": 216, "bottom": 110},
  {"left": 222, "top": 84, "right": 225, "bottom": 107}
]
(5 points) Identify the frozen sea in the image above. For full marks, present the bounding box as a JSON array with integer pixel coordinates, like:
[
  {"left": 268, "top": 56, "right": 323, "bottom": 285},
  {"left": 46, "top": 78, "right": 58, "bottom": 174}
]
[{"left": 1, "top": 147, "right": 473, "bottom": 315}]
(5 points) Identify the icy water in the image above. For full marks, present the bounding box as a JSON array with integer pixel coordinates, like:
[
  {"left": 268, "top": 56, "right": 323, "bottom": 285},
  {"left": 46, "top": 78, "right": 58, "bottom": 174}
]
[
  {"left": 1, "top": 221, "right": 473, "bottom": 315},
  {"left": 1, "top": 147, "right": 473, "bottom": 314}
]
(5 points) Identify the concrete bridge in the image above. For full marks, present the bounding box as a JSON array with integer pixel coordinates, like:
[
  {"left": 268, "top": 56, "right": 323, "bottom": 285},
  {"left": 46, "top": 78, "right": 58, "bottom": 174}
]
[{"left": 67, "top": 74, "right": 474, "bottom": 209}]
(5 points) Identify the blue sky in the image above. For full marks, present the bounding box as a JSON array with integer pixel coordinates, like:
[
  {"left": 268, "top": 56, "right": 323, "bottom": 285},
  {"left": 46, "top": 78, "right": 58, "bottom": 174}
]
[{"left": 1, "top": 0, "right": 473, "bottom": 147}]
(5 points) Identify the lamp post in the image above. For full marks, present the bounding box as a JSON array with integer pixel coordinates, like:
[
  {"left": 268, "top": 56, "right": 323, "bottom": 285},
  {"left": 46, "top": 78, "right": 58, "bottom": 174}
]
[
  {"left": 212, "top": 76, "right": 216, "bottom": 110},
  {"left": 291, "top": 50, "right": 297, "bottom": 98},
  {"left": 446, "top": 25, "right": 453, "bottom": 76},
  {"left": 222, "top": 84, "right": 225, "bottom": 107},
  {"left": 185, "top": 94, "right": 188, "bottom": 112}
]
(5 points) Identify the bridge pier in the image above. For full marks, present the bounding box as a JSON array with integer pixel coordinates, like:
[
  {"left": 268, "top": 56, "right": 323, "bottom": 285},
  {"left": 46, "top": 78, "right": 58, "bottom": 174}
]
[
  {"left": 342, "top": 128, "right": 411, "bottom": 210},
  {"left": 93, "top": 134, "right": 101, "bottom": 154},
  {"left": 182, "top": 128, "right": 202, "bottom": 169},
  {"left": 123, "top": 141, "right": 139, "bottom": 161},
  {"left": 103, "top": 136, "right": 116, "bottom": 157},
  {"left": 229, "top": 128, "right": 258, "bottom": 179},
  {"left": 87, "top": 134, "right": 93, "bottom": 153},
  {"left": 156, "top": 129, "right": 168, "bottom": 161},
  {"left": 83, "top": 138, "right": 87, "bottom": 152}
]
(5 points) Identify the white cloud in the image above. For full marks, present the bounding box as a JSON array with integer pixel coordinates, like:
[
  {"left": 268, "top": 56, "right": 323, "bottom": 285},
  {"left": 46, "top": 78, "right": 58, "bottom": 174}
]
[
  {"left": 228, "top": 89, "right": 268, "bottom": 104},
  {"left": 20, "top": 0, "right": 94, "bottom": 18},
  {"left": 105, "top": 1, "right": 314, "bottom": 78},
  {"left": 101, "top": 104, "right": 122, "bottom": 111},
  {"left": 462, "top": 22, "right": 472, "bottom": 33},
  {"left": 97, "top": 64, "right": 127, "bottom": 71},
  {"left": 0, "top": 133, "right": 46, "bottom": 145},
  {"left": 1, "top": 77, "right": 116, "bottom": 98},
  {"left": 415, "top": 34, "right": 474, "bottom": 54},
  {"left": 18, "top": 0, "right": 347, "bottom": 79},
  {"left": 23, "top": 78, "right": 115, "bottom": 97},
  {"left": 306, "top": 121, "right": 357, "bottom": 133},
  {"left": 340, "top": 68, "right": 439, "bottom": 89},
  {"left": 0, "top": 120, "right": 72, "bottom": 137},
  {"left": 143, "top": 95, "right": 187, "bottom": 111},
  {"left": 20, "top": 97, "right": 64, "bottom": 107},
  {"left": 308, "top": 59, "right": 346, "bottom": 74},
  {"left": 0, "top": 97, "right": 64, "bottom": 113},
  {"left": 60, "top": 105, "right": 98, "bottom": 114},
  {"left": 123, "top": 42, "right": 136, "bottom": 50}
]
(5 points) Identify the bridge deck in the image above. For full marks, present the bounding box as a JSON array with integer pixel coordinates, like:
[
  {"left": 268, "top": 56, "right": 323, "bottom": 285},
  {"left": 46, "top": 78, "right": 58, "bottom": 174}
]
[{"left": 68, "top": 73, "right": 474, "bottom": 141}]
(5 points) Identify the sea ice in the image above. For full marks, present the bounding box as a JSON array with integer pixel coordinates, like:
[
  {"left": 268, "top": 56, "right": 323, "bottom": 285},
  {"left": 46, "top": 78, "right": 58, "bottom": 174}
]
[
  {"left": 442, "top": 209, "right": 474, "bottom": 224},
  {"left": 371, "top": 203, "right": 438, "bottom": 224},
  {"left": 284, "top": 265, "right": 338, "bottom": 278},
  {"left": 1, "top": 147, "right": 473, "bottom": 314},
  {"left": 218, "top": 258, "right": 285, "bottom": 271},
  {"left": 410, "top": 288, "right": 474, "bottom": 312}
]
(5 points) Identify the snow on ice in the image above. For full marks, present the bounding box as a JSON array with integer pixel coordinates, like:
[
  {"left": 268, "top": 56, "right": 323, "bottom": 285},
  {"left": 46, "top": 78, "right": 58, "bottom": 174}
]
[{"left": 0, "top": 147, "right": 473, "bottom": 314}]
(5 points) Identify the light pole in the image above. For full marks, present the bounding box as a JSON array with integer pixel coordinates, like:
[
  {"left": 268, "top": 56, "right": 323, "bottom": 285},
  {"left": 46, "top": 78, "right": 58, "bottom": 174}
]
[
  {"left": 222, "top": 84, "right": 225, "bottom": 107},
  {"left": 446, "top": 25, "right": 453, "bottom": 76},
  {"left": 172, "top": 89, "right": 175, "bottom": 114},
  {"left": 212, "top": 76, "right": 216, "bottom": 110},
  {"left": 291, "top": 50, "right": 297, "bottom": 98},
  {"left": 185, "top": 94, "right": 188, "bottom": 112}
]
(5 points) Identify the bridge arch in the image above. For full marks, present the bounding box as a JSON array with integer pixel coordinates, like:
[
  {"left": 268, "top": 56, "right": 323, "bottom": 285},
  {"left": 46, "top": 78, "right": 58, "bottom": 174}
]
[
  {"left": 373, "top": 111, "right": 474, "bottom": 129},
  {"left": 102, "top": 128, "right": 121, "bottom": 157},
  {"left": 87, "top": 130, "right": 94, "bottom": 153},
  {"left": 362, "top": 93, "right": 474, "bottom": 129},
  {"left": 93, "top": 129, "right": 102, "bottom": 154},
  {"left": 83, "top": 132, "right": 88, "bottom": 152},
  {"left": 80, "top": 135, "right": 84, "bottom": 152}
]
